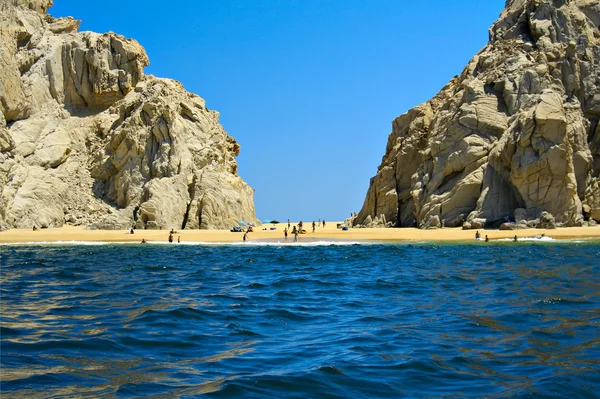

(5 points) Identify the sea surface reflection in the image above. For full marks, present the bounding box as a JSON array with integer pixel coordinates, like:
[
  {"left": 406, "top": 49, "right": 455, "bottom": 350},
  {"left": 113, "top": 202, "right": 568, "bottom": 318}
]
[{"left": 1, "top": 242, "right": 599, "bottom": 398}]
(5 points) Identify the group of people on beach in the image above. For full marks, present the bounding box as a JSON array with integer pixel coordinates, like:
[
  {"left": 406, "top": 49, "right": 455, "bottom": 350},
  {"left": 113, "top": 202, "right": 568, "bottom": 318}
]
[
  {"left": 286, "top": 219, "right": 325, "bottom": 229},
  {"left": 281, "top": 219, "right": 326, "bottom": 242},
  {"left": 230, "top": 219, "right": 326, "bottom": 243},
  {"left": 283, "top": 226, "right": 300, "bottom": 242},
  {"left": 138, "top": 230, "right": 180, "bottom": 244},
  {"left": 138, "top": 229, "right": 180, "bottom": 244},
  {"left": 475, "top": 231, "right": 489, "bottom": 242},
  {"left": 134, "top": 218, "right": 331, "bottom": 244},
  {"left": 168, "top": 229, "right": 181, "bottom": 243},
  {"left": 135, "top": 219, "right": 329, "bottom": 244}
]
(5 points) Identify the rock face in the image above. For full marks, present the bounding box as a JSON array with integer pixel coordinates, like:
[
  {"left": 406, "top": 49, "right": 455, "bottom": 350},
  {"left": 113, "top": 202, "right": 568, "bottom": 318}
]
[
  {"left": 356, "top": 0, "right": 600, "bottom": 229},
  {"left": 0, "top": 1, "right": 257, "bottom": 230}
]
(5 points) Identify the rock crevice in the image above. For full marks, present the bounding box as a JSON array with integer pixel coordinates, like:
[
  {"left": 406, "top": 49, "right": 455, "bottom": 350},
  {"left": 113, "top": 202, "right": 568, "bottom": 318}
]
[
  {"left": 356, "top": 0, "right": 600, "bottom": 228},
  {"left": 0, "top": 1, "right": 257, "bottom": 230}
]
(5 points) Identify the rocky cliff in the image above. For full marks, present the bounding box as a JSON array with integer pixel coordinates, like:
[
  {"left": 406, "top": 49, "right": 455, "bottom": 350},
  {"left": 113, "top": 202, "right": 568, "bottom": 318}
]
[
  {"left": 0, "top": 0, "right": 257, "bottom": 230},
  {"left": 356, "top": 0, "right": 600, "bottom": 229}
]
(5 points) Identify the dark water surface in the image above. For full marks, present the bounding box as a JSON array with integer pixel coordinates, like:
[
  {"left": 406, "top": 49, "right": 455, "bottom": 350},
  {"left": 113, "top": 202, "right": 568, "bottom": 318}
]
[{"left": 1, "top": 242, "right": 599, "bottom": 398}]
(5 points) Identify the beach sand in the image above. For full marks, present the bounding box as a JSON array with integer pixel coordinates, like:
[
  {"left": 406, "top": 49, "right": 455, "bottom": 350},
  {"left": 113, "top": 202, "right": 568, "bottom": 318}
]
[{"left": 1, "top": 222, "right": 600, "bottom": 244}]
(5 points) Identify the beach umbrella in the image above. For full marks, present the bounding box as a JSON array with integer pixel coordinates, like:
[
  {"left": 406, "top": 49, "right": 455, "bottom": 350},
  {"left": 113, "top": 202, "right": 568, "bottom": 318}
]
[
  {"left": 263, "top": 219, "right": 272, "bottom": 223},
  {"left": 271, "top": 220, "right": 280, "bottom": 224},
  {"left": 238, "top": 221, "right": 246, "bottom": 226}
]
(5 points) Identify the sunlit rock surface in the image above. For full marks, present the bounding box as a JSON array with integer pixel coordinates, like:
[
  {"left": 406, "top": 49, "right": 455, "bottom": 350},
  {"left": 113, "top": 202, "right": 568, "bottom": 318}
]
[
  {"left": 0, "top": 0, "right": 257, "bottom": 230},
  {"left": 356, "top": 0, "right": 600, "bottom": 229}
]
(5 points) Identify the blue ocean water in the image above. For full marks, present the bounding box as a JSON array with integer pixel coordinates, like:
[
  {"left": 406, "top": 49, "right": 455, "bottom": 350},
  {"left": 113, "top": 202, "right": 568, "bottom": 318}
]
[{"left": 1, "top": 241, "right": 599, "bottom": 398}]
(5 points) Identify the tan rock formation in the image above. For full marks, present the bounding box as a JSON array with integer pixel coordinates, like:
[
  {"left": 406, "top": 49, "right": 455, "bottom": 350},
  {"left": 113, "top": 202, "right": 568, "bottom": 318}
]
[
  {"left": 0, "top": 1, "right": 257, "bottom": 230},
  {"left": 356, "top": 0, "right": 600, "bottom": 229}
]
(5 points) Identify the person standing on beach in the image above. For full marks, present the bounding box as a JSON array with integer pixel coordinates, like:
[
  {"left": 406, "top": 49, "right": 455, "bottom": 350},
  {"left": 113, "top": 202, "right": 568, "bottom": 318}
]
[
  {"left": 312, "top": 221, "right": 316, "bottom": 233},
  {"left": 288, "top": 219, "right": 290, "bottom": 229},
  {"left": 323, "top": 220, "right": 326, "bottom": 228},
  {"left": 475, "top": 231, "right": 481, "bottom": 239},
  {"left": 294, "top": 229, "right": 299, "bottom": 242},
  {"left": 284, "top": 228, "right": 288, "bottom": 240},
  {"left": 243, "top": 231, "right": 248, "bottom": 242},
  {"left": 177, "top": 235, "right": 181, "bottom": 243},
  {"left": 168, "top": 233, "right": 173, "bottom": 243}
]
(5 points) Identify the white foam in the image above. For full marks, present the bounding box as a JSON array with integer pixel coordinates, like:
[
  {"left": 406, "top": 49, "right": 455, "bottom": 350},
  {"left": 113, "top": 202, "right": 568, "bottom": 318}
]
[
  {"left": 1, "top": 240, "right": 117, "bottom": 246},
  {"left": 1, "top": 240, "right": 367, "bottom": 247},
  {"left": 134, "top": 239, "right": 366, "bottom": 247},
  {"left": 219, "top": 240, "right": 365, "bottom": 247},
  {"left": 3, "top": 237, "right": 595, "bottom": 246},
  {"left": 496, "top": 236, "right": 556, "bottom": 242}
]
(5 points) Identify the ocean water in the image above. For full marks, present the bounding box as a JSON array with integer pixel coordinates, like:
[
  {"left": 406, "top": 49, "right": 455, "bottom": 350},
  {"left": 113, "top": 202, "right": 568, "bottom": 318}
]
[{"left": 1, "top": 241, "right": 599, "bottom": 398}]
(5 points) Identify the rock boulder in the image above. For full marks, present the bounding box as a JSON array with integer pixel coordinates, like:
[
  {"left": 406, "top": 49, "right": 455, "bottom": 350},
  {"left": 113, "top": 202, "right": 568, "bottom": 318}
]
[
  {"left": 355, "top": 0, "right": 600, "bottom": 228},
  {"left": 0, "top": 2, "right": 257, "bottom": 230}
]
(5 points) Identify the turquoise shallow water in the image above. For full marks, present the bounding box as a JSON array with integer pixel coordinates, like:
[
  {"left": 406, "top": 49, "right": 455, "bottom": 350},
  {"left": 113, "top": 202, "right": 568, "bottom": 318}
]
[{"left": 1, "top": 242, "right": 599, "bottom": 398}]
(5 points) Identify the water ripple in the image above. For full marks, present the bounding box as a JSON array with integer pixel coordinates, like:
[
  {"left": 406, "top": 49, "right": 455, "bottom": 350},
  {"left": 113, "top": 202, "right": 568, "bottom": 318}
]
[{"left": 1, "top": 242, "right": 599, "bottom": 397}]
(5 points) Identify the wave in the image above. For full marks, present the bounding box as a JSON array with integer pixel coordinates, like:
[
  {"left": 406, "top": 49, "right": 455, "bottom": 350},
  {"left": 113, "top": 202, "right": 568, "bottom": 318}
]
[
  {"left": 3, "top": 236, "right": 597, "bottom": 247},
  {"left": 495, "top": 236, "right": 556, "bottom": 242},
  {"left": 1, "top": 240, "right": 368, "bottom": 247},
  {"left": 0, "top": 240, "right": 117, "bottom": 246},
  {"left": 215, "top": 240, "right": 366, "bottom": 247}
]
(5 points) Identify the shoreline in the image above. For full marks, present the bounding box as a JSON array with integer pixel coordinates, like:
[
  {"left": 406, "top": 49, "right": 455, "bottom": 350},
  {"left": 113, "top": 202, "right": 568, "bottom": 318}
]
[{"left": 1, "top": 224, "right": 600, "bottom": 245}]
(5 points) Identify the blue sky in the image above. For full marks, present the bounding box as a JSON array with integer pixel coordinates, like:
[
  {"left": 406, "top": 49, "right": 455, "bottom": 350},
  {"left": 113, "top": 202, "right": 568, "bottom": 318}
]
[{"left": 49, "top": 0, "right": 504, "bottom": 222}]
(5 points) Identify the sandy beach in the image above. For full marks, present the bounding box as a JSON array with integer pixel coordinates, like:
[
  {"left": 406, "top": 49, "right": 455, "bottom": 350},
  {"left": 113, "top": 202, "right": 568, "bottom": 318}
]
[{"left": 1, "top": 223, "right": 600, "bottom": 244}]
